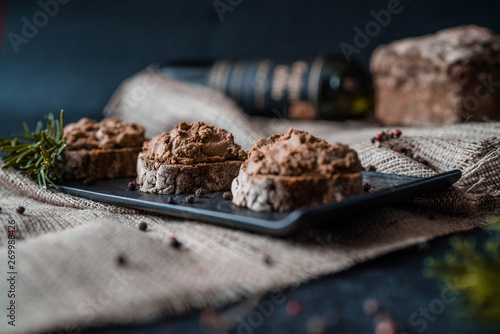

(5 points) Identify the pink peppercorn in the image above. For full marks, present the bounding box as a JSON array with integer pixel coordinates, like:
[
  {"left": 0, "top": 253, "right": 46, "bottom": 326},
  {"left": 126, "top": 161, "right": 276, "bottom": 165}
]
[{"left": 286, "top": 300, "right": 303, "bottom": 316}]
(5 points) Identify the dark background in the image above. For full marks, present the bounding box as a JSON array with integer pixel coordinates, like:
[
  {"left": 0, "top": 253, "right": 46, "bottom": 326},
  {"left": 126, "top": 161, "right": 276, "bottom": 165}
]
[
  {"left": 1, "top": 1, "right": 500, "bottom": 333},
  {"left": 1, "top": 0, "right": 500, "bottom": 134}
]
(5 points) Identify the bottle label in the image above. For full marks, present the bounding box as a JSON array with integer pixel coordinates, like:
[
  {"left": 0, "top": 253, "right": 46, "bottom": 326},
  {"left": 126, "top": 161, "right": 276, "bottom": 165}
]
[{"left": 207, "top": 57, "right": 326, "bottom": 119}]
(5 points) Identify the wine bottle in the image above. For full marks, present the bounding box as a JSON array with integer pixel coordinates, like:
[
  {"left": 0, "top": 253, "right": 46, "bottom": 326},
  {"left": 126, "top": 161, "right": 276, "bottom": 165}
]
[{"left": 161, "top": 55, "right": 374, "bottom": 120}]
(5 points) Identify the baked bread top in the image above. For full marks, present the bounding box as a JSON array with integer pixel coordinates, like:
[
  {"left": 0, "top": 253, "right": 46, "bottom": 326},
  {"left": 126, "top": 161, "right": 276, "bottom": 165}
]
[
  {"left": 141, "top": 121, "right": 247, "bottom": 165},
  {"left": 371, "top": 25, "right": 500, "bottom": 72},
  {"left": 64, "top": 118, "right": 146, "bottom": 150},
  {"left": 244, "top": 128, "right": 362, "bottom": 178}
]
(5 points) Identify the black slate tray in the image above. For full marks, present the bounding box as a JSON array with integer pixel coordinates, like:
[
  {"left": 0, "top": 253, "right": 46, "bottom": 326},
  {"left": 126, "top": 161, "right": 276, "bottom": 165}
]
[{"left": 56, "top": 170, "right": 461, "bottom": 236}]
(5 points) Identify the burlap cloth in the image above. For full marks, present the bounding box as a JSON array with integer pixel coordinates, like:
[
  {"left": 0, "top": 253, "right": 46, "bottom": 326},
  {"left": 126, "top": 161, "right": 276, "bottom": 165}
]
[{"left": 0, "top": 68, "right": 499, "bottom": 334}]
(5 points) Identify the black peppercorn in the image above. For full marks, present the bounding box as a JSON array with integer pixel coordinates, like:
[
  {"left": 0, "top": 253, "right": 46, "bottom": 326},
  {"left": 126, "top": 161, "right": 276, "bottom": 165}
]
[
  {"left": 186, "top": 195, "right": 195, "bottom": 204},
  {"left": 83, "top": 177, "right": 94, "bottom": 185},
  {"left": 170, "top": 236, "right": 182, "bottom": 249},
  {"left": 222, "top": 191, "right": 232, "bottom": 200},
  {"left": 127, "top": 180, "right": 136, "bottom": 191},
  {"left": 168, "top": 197, "right": 177, "bottom": 205},
  {"left": 195, "top": 188, "right": 205, "bottom": 198},
  {"left": 16, "top": 206, "right": 25, "bottom": 214},
  {"left": 138, "top": 222, "right": 148, "bottom": 231},
  {"left": 116, "top": 254, "right": 127, "bottom": 266}
]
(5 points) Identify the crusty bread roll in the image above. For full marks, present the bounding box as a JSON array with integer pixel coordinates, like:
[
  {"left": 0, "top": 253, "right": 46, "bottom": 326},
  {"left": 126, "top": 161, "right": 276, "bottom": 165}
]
[
  {"left": 232, "top": 129, "right": 363, "bottom": 212},
  {"left": 137, "top": 121, "right": 246, "bottom": 194}
]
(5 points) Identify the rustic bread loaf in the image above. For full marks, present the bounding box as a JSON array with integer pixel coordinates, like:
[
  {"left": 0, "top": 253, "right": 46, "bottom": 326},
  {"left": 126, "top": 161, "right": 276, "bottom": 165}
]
[
  {"left": 231, "top": 129, "right": 363, "bottom": 212},
  {"left": 137, "top": 121, "right": 246, "bottom": 194},
  {"left": 370, "top": 25, "right": 500, "bottom": 126}
]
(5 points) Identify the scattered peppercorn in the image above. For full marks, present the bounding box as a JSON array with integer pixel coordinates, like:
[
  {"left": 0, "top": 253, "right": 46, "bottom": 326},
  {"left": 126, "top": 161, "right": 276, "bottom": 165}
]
[
  {"left": 222, "top": 191, "right": 232, "bottom": 200},
  {"left": 83, "top": 177, "right": 94, "bottom": 185},
  {"left": 363, "top": 298, "right": 381, "bottom": 316},
  {"left": 363, "top": 183, "right": 371, "bottom": 192},
  {"left": 362, "top": 299, "right": 398, "bottom": 334},
  {"left": 371, "top": 129, "right": 402, "bottom": 144},
  {"left": 138, "top": 222, "right": 148, "bottom": 231},
  {"left": 264, "top": 255, "right": 273, "bottom": 266},
  {"left": 306, "top": 316, "right": 327, "bottom": 334},
  {"left": 286, "top": 300, "right": 303, "bottom": 316},
  {"left": 375, "top": 319, "right": 397, "bottom": 334},
  {"left": 195, "top": 188, "right": 205, "bottom": 198},
  {"left": 0, "top": 206, "right": 2, "bottom": 212},
  {"left": 127, "top": 180, "right": 136, "bottom": 191},
  {"left": 168, "top": 197, "right": 177, "bottom": 205},
  {"left": 199, "top": 308, "right": 218, "bottom": 327},
  {"left": 116, "top": 254, "right": 127, "bottom": 267},
  {"left": 16, "top": 206, "right": 25, "bottom": 214},
  {"left": 170, "top": 236, "right": 182, "bottom": 249},
  {"left": 362, "top": 164, "right": 377, "bottom": 172},
  {"left": 186, "top": 195, "right": 195, "bottom": 204}
]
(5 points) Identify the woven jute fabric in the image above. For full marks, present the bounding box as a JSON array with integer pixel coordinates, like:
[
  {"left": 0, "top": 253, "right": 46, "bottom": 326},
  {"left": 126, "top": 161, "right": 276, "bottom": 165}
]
[{"left": 0, "top": 68, "right": 499, "bottom": 334}]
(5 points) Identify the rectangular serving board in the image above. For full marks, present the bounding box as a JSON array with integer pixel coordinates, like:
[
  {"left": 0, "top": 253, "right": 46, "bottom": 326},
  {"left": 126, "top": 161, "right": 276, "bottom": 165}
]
[{"left": 56, "top": 170, "right": 461, "bottom": 236}]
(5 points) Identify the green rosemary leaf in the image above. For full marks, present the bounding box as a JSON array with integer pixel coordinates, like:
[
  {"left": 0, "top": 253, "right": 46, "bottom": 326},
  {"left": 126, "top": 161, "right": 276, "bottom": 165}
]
[
  {"left": 55, "top": 117, "right": 61, "bottom": 142},
  {"left": 44, "top": 131, "right": 57, "bottom": 146},
  {"left": 56, "top": 144, "right": 67, "bottom": 156},
  {"left": 40, "top": 168, "right": 47, "bottom": 188},
  {"left": 35, "top": 121, "right": 42, "bottom": 135},
  {"left": 1, "top": 145, "right": 25, "bottom": 152},
  {"left": 46, "top": 176, "right": 57, "bottom": 187},
  {"left": 13, "top": 134, "right": 35, "bottom": 141},
  {"left": 0, "top": 110, "right": 66, "bottom": 188},
  {"left": 20, "top": 163, "right": 35, "bottom": 170},
  {"left": 16, "top": 144, "right": 35, "bottom": 152},
  {"left": 47, "top": 114, "right": 55, "bottom": 139},
  {"left": 15, "top": 149, "right": 32, "bottom": 164},
  {"left": 35, "top": 155, "right": 43, "bottom": 168},
  {"left": 425, "top": 217, "right": 500, "bottom": 325},
  {"left": 39, "top": 145, "right": 49, "bottom": 157},
  {"left": 59, "top": 110, "right": 64, "bottom": 139},
  {"left": 23, "top": 123, "right": 30, "bottom": 137}
]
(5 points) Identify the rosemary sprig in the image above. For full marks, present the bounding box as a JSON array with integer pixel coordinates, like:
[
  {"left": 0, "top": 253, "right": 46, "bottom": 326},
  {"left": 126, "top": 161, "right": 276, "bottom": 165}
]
[
  {"left": 0, "top": 110, "right": 66, "bottom": 188},
  {"left": 425, "top": 216, "right": 500, "bottom": 325}
]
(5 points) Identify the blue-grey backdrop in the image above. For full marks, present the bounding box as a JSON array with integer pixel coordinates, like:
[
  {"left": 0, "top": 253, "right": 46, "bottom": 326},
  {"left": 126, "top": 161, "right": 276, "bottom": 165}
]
[{"left": 1, "top": 0, "right": 500, "bottom": 136}]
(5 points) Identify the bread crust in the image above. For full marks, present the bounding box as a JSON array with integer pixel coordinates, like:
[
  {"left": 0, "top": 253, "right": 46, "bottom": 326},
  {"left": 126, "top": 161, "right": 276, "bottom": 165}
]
[
  {"left": 137, "top": 153, "right": 242, "bottom": 194},
  {"left": 231, "top": 169, "right": 362, "bottom": 212},
  {"left": 62, "top": 147, "right": 142, "bottom": 180}
]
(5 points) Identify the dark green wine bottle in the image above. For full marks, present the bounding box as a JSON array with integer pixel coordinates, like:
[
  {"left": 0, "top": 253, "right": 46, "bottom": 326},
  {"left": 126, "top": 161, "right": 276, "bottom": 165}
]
[{"left": 161, "top": 55, "right": 373, "bottom": 120}]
